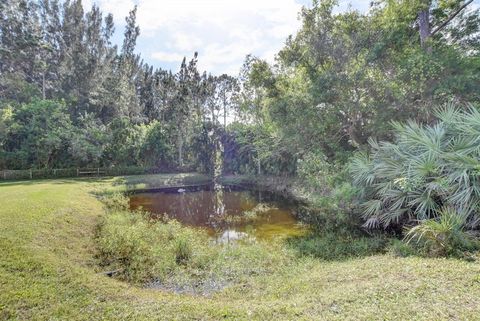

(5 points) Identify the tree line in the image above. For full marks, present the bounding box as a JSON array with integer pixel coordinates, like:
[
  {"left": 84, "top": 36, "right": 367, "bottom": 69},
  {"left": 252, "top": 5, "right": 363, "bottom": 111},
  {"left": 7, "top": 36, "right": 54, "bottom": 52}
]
[
  {"left": 0, "top": 0, "right": 239, "bottom": 171},
  {"left": 1, "top": 0, "right": 479, "bottom": 179}
]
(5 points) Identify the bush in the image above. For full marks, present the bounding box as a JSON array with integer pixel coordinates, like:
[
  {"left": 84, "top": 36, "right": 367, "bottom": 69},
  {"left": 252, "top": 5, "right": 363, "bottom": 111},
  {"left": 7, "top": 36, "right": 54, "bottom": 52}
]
[
  {"left": 404, "top": 207, "right": 479, "bottom": 257},
  {"left": 350, "top": 103, "right": 480, "bottom": 230},
  {"left": 223, "top": 122, "right": 298, "bottom": 176},
  {"left": 294, "top": 151, "right": 362, "bottom": 234},
  {"left": 389, "top": 239, "right": 418, "bottom": 257},
  {"left": 288, "top": 232, "right": 387, "bottom": 260},
  {"left": 96, "top": 210, "right": 211, "bottom": 283},
  {"left": 96, "top": 201, "right": 295, "bottom": 290},
  {"left": 173, "top": 237, "right": 193, "bottom": 265},
  {"left": 297, "top": 182, "right": 360, "bottom": 233},
  {"left": 100, "top": 193, "right": 130, "bottom": 211},
  {"left": 297, "top": 151, "right": 348, "bottom": 193}
]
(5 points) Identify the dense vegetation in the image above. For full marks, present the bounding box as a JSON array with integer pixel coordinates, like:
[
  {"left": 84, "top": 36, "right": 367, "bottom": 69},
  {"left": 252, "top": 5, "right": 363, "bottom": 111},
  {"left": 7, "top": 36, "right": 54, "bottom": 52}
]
[
  {"left": 2, "top": 175, "right": 479, "bottom": 320},
  {"left": 0, "top": 0, "right": 238, "bottom": 171},
  {"left": 4, "top": 0, "right": 477, "bottom": 174},
  {"left": 2, "top": 0, "right": 480, "bottom": 247},
  {"left": 351, "top": 105, "right": 480, "bottom": 229},
  {"left": 1, "top": 0, "right": 480, "bottom": 318},
  {"left": 233, "top": 0, "right": 480, "bottom": 255},
  {"left": 96, "top": 193, "right": 295, "bottom": 291},
  {"left": 351, "top": 105, "right": 480, "bottom": 255}
]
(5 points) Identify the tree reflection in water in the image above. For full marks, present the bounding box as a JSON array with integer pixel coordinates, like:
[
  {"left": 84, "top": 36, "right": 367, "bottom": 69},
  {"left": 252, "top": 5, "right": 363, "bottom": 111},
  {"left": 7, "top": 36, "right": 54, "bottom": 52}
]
[{"left": 129, "top": 185, "right": 305, "bottom": 241}]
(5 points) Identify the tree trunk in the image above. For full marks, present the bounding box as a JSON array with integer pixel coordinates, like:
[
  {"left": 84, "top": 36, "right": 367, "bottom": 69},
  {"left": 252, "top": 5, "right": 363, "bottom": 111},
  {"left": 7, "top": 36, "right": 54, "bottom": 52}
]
[
  {"left": 211, "top": 105, "right": 216, "bottom": 124},
  {"left": 418, "top": 8, "right": 431, "bottom": 49},
  {"left": 42, "top": 72, "right": 46, "bottom": 99},
  {"left": 431, "top": 0, "right": 474, "bottom": 36},
  {"left": 178, "top": 135, "right": 184, "bottom": 167},
  {"left": 223, "top": 97, "right": 227, "bottom": 128}
]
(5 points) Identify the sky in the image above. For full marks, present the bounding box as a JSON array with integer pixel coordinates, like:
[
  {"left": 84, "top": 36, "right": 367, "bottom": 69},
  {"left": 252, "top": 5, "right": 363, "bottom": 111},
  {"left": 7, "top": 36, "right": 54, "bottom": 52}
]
[{"left": 83, "top": 0, "right": 478, "bottom": 76}]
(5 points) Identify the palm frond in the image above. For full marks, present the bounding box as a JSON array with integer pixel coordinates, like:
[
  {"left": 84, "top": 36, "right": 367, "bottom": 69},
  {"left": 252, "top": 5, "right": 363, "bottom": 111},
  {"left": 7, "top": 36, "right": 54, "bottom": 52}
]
[{"left": 351, "top": 103, "right": 480, "bottom": 229}]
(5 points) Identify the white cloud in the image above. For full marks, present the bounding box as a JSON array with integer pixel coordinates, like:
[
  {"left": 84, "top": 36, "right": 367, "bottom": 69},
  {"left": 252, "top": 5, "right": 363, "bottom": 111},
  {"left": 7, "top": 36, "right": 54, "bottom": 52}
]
[
  {"left": 151, "top": 51, "right": 185, "bottom": 62},
  {"left": 85, "top": 0, "right": 374, "bottom": 74},
  {"left": 335, "top": 0, "right": 371, "bottom": 13},
  {"left": 166, "top": 33, "right": 204, "bottom": 52}
]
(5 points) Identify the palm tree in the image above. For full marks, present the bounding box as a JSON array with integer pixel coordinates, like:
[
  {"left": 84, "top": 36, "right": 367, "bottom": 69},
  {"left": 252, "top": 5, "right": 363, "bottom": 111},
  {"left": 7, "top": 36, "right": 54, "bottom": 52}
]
[{"left": 350, "top": 103, "right": 480, "bottom": 230}]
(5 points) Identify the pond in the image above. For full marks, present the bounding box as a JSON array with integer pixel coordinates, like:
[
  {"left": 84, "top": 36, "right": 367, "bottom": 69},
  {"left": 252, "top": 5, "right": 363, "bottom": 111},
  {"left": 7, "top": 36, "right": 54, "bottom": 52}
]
[{"left": 129, "top": 184, "right": 306, "bottom": 242}]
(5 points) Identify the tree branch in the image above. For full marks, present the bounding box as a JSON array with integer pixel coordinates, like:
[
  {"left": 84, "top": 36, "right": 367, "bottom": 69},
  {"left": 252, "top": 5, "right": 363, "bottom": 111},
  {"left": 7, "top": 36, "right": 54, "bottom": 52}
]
[{"left": 431, "top": 0, "right": 474, "bottom": 36}]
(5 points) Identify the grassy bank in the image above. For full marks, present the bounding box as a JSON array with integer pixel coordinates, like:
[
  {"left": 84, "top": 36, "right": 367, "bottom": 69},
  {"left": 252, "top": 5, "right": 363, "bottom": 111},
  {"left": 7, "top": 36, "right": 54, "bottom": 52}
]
[{"left": 1, "top": 174, "right": 480, "bottom": 320}]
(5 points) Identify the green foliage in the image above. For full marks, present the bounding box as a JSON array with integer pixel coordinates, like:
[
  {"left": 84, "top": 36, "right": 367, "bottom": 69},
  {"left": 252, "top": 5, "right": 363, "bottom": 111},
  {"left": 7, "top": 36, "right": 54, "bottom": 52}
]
[
  {"left": 96, "top": 195, "right": 294, "bottom": 288},
  {"left": 297, "top": 183, "right": 359, "bottom": 233},
  {"left": 173, "top": 236, "right": 193, "bottom": 265},
  {"left": 104, "top": 118, "right": 147, "bottom": 166},
  {"left": 295, "top": 155, "right": 360, "bottom": 233},
  {"left": 297, "top": 151, "right": 351, "bottom": 192},
  {"left": 389, "top": 239, "right": 419, "bottom": 258},
  {"left": 237, "top": 0, "right": 480, "bottom": 164},
  {"left": 190, "top": 122, "right": 218, "bottom": 175},
  {"left": 100, "top": 193, "right": 130, "bottom": 211},
  {"left": 141, "top": 121, "right": 176, "bottom": 169},
  {"left": 0, "top": 1, "right": 240, "bottom": 172},
  {"left": 1, "top": 102, "right": 179, "bottom": 170},
  {"left": 288, "top": 232, "right": 387, "bottom": 260},
  {"left": 223, "top": 122, "right": 297, "bottom": 176},
  {"left": 96, "top": 210, "right": 212, "bottom": 283},
  {"left": 404, "top": 207, "right": 479, "bottom": 257},
  {"left": 69, "top": 113, "right": 108, "bottom": 167},
  {"left": 351, "top": 104, "right": 480, "bottom": 230},
  {"left": 3, "top": 99, "right": 73, "bottom": 168}
]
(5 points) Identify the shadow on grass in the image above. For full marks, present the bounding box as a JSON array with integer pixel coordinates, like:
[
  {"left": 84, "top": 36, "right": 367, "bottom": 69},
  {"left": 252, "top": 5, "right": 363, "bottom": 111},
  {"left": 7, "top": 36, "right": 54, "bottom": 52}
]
[
  {"left": 0, "top": 173, "right": 211, "bottom": 189},
  {"left": 121, "top": 173, "right": 212, "bottom": 191},
  {"left": 285, "top": 230, "right": 389, "bottom": 261},
  {"left": 0, "top": 176, "right": 114, "bottom": 187}
]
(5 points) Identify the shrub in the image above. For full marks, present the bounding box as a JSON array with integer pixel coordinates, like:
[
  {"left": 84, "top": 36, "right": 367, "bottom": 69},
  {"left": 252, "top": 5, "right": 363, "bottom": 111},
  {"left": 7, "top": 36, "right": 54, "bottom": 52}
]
[
  {"left": 96, "top": 210, "right": 210, "bottom": 283},
  {"left": 404, "top": 207, "right": 479, "bottom": 257},
  {"left": 297, "top": 151, "right": 350, "bottom": 193},
  {"left": 96, "top": 211, "right": 161, "bottom": 281},
  {"left": 287, "top": 232, "right": 387, "bottom": 260},
  {"left": 295, "top": 151, "right": 361, "bottom": 234},
  {"left": 389, "top": 239, "right": 418, "bottom": 257},
  {"left": 100, "top": 192, "right": 130, "bottom": 211},
  {"left": 173, "top": 237, "right": 193, "bottom": 265},
  {"left": 350, "top": 103, "right": 480, "bottom": 230},
  {"left": 297, "top": 182, "right": 361, "bottom": 233},
  {"left": 96, "top": 206, "right": 295, "bottom": 290}
]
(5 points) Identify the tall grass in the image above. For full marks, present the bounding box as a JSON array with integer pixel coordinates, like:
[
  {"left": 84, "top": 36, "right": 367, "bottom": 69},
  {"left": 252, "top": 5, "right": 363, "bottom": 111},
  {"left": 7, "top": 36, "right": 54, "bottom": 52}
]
[{"left": 95, "top": 194, "right": 295, "bottom": 292}]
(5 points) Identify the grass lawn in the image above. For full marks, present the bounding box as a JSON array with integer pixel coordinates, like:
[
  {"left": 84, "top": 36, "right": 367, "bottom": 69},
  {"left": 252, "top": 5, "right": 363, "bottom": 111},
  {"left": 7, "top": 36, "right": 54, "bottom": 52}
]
[{"left": 1, "top": 174, "right": 480, "bottom": 320}]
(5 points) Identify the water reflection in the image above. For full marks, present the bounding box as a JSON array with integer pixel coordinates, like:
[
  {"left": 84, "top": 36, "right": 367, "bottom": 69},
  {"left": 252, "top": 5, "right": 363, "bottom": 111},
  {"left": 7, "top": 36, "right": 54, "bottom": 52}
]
[
  {"left": 217, "top": 230, "right": 248, "bottom": 243},
  {"left": 129, "top": 185, "right": 305, "bottom": 241}
]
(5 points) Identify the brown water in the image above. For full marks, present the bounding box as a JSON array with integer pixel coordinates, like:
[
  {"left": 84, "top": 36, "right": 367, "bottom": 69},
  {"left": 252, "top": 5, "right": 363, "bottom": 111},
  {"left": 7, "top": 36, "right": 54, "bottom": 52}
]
[{"left": 129, "top": 184, "right": 306, "bottom": 242}]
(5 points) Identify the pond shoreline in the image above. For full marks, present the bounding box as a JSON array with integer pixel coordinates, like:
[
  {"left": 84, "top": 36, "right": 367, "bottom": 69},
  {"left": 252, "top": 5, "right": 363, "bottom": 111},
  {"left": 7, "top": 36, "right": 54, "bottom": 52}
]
[
  {"left": 219, "top": 175, "right": 310, "bottom": 204},
  {"left": 120, "top": 173, "right": 310, "bottom": 205},
  {"left": 128, "top": 181, "right": 307, "bottom": 241},
  {"left": 3, "top": 174, "right": 480, "bottom": 320}
]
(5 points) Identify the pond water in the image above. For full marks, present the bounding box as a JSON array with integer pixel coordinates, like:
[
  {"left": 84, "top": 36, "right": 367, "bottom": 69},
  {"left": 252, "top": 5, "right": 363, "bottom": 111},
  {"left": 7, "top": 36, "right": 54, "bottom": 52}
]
[{"left": 129, "top": 184, "right": 306, "bottom": 242}]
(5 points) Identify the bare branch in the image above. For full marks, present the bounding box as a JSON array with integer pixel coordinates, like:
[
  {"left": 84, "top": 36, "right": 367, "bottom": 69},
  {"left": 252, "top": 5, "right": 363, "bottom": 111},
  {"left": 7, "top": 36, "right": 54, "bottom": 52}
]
[{"left": 431, "top": 0, "right": 474, "bottom": 36}]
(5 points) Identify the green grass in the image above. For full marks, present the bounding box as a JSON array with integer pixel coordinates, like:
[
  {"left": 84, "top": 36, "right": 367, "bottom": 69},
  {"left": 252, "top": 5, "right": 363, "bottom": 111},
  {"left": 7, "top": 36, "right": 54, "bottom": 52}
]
[
  {"left": 96, "top": 206, "right": 295, "bottom": 292},
  {"left": 1, "top": 174, "right": 480, "bottom": 320},
  {"left": 94, "top": 172, "right": 211, "bottom": 194}
]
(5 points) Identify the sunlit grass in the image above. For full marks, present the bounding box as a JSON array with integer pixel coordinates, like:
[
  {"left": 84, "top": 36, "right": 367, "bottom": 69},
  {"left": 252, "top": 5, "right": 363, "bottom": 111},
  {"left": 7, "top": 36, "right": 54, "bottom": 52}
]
[{"left": 1, "top": 174, "right": 480, "bottom": 320}]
